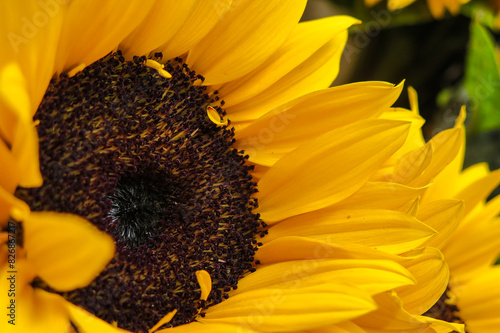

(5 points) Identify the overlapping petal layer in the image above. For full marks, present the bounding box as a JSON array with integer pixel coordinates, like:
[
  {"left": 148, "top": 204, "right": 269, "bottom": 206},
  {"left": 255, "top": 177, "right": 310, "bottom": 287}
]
[{"left": 256, "top": 119, "right": 411, "bottom": 222}]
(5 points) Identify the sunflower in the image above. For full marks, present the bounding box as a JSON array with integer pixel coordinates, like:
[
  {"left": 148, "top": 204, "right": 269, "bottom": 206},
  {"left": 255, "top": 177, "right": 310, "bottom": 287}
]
[
  {"left": 364, "top": 0, "right": 466, "bottom": 19},
  {"left": 420, "top": 123, "right": 500, "bottom": 332},
  {"left": 0, "top": 1, "right": 469, "bottom": 333},
  {"left": 364, "top": 88, "right": 500, "bottom": 333}
]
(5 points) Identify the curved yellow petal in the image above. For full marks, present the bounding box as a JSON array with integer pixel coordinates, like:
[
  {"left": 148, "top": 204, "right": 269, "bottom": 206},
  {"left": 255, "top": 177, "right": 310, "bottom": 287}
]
[
  {"left": 23, "top": 212, "right": 115, "bottom": 291},
  {"left": 226, "top": 34, "right": 349, "bottom": 128},
  {"left": 0, "top": 139, "right": 20, "bottom": 193},
  {"left": 391, "top": 142, "right": 433, "bottom": 185},
  {"left": 456, "top": 267, "right": 500, "bottom": 333},
  {"left": 119, "top": 0, "right": 196, "bottom": 58},
  {"left": 207, "top": 106, "right": 228, "bottom": 126},
  {"left": 150, "top": 310, "right": 178, "bottom": 333},
  {"left": 196, "top": 270, "right": 212, "bottom": 301},
  {"left": 453, "top": 168, "right": 500, "bottom": 216},
  {"left": 308, "top": 321, "right": 368, "bottom": 333},
  {"left": 233, "top": 259, "right": 414, "bottom": 297},
  {"left": 413, "top": 126, "right": 463, "bottom": 188},
  {"left": 461, "top": 191, "right": 500, "bottom": 229},
  {"left": 66, "top": 300, "right": 131, "bottom": 333},
  {"left": 443, "top": 215, "right": 500, "bottom": 285},
  {"left": 334, "top": 181, "right": 425, "bottom": 211},
  {"left": 157, "top": 322, "right": 259, "bottom": 333},
  {"left": 158, "top": 1, "right": 234, "bottom": 61},
  {"left": 395, "top": 247, "right": 450, "bottom": 315},
  {"left": 1, "top": 260, "right": 70, "bottom": 333},
  {"left": 220, "top": 16, "right": 359, "bottom": 107},
  {"left": 235, "top": 82, "right": 404, "bottom": 166},
  {"left": 388, "top": 0, "right": 418, "bottom": 11},
  {"left": 201, "top": 283, "right": 377, "bottom": 332},
  {"left": 399, "top": 197, "right": 420, "bottom": 217},
  {"left": 417, "top": 199, "right": 464, "bottom": 249},
  {"left": 424, "top": 0, "right": 460, "bottom": 18},
  {"left": 0, "top": 1, "right": 63, "bottom": 110},
  {"left": 255, "top": 236, "right": 399, "bottom": 264},
  {"left": 264, "top": 209, "right": 436, "bottom": 254},
  {"left": 422, "top": 109, "right": 465, "bottom": 203},
  {"left": 256, "top": 119, "right": 410, "bottom": 222},
  {"left": 0, "top": 63, "right": 42, "bottom": 187},
  {"left": 0, "top": 186, "right": 30, "bottom": 226},
  {"left": 187, "top": 0, "right": 307, "bottom": 85},
  {"left": 56, "top": 0, "right": 155, "bottom": 74},
  {"left": 379, "top": 107, "right": 426, "bottom": 156},
  {"left": 353, "top": 291, "right": 464, "bottom": 333},
  {"left": 455, "top": 163, "right": 490, "bottom": 194},
  {"left": 224, "top": 35, "right": 350, "bottom": 126}
]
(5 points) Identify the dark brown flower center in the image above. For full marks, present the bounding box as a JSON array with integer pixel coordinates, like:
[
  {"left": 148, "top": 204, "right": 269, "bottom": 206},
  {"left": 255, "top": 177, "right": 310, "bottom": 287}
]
[
  {"left": 16, "top": 52, "right": 262, "bottom": 332},
  {"left": 423, "top": 287, "right": 465, "bottom": 332}
]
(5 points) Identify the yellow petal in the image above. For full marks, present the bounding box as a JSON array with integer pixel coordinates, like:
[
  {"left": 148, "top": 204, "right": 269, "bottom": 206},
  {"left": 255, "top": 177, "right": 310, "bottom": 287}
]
[
  {"left": 23, "top": 212, "right": 115, "bottom": 291},
  {"left": 235, "top": 82, "right": 404, "bottom": 166},
  {"left": 226, "top": 34, "right": 349, "bottom": 128},
  {"left": 461, "top": 191, "right": 500, "bottom": 230},
  {"left": 255, "top": 236, "right": 399, "bottom": 264},
  {"left": 412, "top": 127, "right": 463, "bottom": 188},
  {"left": 0, "top": 1, "right": 63, "bottom": 110},
  {"left": 388, "top": 0, "right": 418, "bottom": 11},
  {"left": 201, "top": 283, "right": 377, "bottom": 332},
  {"left": 354, "top": 291, "right": 464, "bottom": 333},
  {"left": 263, "top": 208, "right": 436, "bottom": 254},
  {"left": 225, "top": 35, "right": 350, "bottom": 126},
  {"left": 0, "top": 186, "right": 30, "bottom": 226},
  {"left": 418, "top": 315, "right": 465, "bottom": 332},
  {"left": 422, "top": 109, "right": 465, "bottom": 203},
  {"left": 56, "top": 0, "right": 155, "bottom": 74},
  {"left": 207, "top": 106, "right": 228, "bottom": 126},
  {"left": 145, "top": 59, "right": 172, "bottom": 78},
  {"left": 379, "top": 107, "right": 426, "bottom": 156},
  {"left": 150, "top": 310, "right": 178, "bottom": 333},
  {"left": 196, "top": 270, "right": 212, "bottom": 301},
  {"left": 233, "top": 259, "right": 414, "bottom": 296},
  {"left": 187, "top": 0, "right": 307, "bottom": 85},
  {"left": 0, "top": 260, "right": 70, "bottom": 333},
  {"left": 220, "top": 16, "right": 359, "bottom": 107},
  {"left": 334, "top": 181, "right": 425, "bottom": 211},
  {"left": 453, "top": 168, "right": 500, "bottom": 216},
  {"left": 119, "top": 0, "right": 196, "bottom": 58},
  {"left": 417, "top": 200, "right": 464, "bottom": 249},
  {"left": 365, "top": 0, "right": 384, "bottom": 6},
  {"left": 256, "top": 119, "right": 410, "bottom": 222},
  {"left": 395, "top": 247, "right": 450, "bottom": 315},
  {"left": 391, "top": 142, "right": 433, "bottom": 185},
  {"left": 308, "top": 321, "right": 368, "bottom": 333},
  {"left": 423, "top": 0, "right": 460, "bottom": 18},
  {"left": 455, "top": 162, "right": 489, "bottom": 194},
  {"left": 66, "top": 300, "right": 131, "bottom": 333},
  {"left": 0, "top": 63, "right": 42, "bottom": 187},
  {"left": 456, "top": 267, "right": 500, "bottom": 332},
  {"left": 0, "top": 136, "right": 21, "bottom": 193},
  {"left": 158, "top": 1, "right": 234, "bottom": 61},
  {"left": 157, "top": 322, "right": 259, "bottom": 333},
  {"left": 443, "top": 215, "right": 500, "bottom": 285},
  {"left": 407, "top": 86, "right": 419, "bottom": 113},
  {"left": 398, "top": 197, "right": 420, "bottom": 217}
]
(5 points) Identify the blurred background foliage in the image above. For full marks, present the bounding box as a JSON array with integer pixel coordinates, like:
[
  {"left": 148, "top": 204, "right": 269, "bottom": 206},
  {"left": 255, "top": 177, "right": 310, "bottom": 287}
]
[{"left": 302, "top": 0, "right": 500, "bottom": 198}]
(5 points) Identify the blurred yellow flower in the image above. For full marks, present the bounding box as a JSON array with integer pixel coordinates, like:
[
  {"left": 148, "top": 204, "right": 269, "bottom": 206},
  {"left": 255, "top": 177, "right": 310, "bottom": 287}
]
[{"left": 365, "top": 0, "right": 467, "bottom": 18}]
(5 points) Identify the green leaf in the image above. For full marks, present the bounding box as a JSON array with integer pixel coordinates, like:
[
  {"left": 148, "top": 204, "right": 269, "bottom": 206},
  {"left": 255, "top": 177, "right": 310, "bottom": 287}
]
[
  {"left": 463, "top": 20, "right": 500, "bottom": 133},
  {"left": 461, "top": 1, "right": 496, "bottom": 29}
]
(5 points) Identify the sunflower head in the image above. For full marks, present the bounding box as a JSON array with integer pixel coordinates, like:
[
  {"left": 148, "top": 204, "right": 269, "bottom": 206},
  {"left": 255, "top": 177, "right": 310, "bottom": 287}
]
[{"left": 15, "top": 52, "right": 263, "bottom": 331}]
